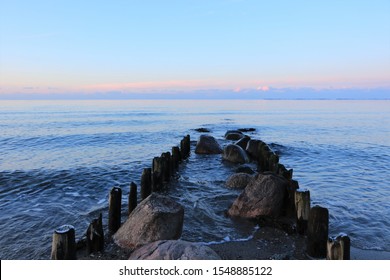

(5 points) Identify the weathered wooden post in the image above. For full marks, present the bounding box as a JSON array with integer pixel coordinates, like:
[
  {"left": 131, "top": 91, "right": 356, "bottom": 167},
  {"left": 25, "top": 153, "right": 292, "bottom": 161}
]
[
  {"left": 283, "top": 179, "right": 299, "bottom": 217},
  {"left": 86, "top": 213, "right": 104, "bottom": 254},
  {"left": 307, "top": 205, "right": 329, "bottom": 258},
  {"left": 161, "top": 152, "right": 171, "bottom": 182},
  {"left": 172, "top": 146, "right": 180, "bottom": 170},
  {"left": 180, "top": 135, "right": 191, "bottom": 159},
  {"left": 294, "top": 190, "right": 311, "bottom": 234},
  {"left": 327, "top": 235, "right": 351, "bottom": 260},
  {"left": 152, "top": 156, "right": 163, "bottom": 191},
  {"left": 128, "top": 182, "right": 137, "bottom": 215},
  {"left": 140, "top": 168, "right": 152, "bottom": 200},
  {"left": 51, "top": 224, "right": 76, "bottom": 260},
  {"left": 108, "top": 187, "right": 122, "bottom": 234}
]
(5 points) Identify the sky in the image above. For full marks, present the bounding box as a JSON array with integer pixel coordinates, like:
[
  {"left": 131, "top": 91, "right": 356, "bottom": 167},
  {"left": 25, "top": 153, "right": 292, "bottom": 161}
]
[{"left": 0, "top": 0, "right": 389, "bottom": 99}]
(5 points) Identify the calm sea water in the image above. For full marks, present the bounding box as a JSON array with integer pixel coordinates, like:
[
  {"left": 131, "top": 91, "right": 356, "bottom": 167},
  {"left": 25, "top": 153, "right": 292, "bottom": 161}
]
[{"left": 0, "top": 100, "right": 389, "bottom": 259}]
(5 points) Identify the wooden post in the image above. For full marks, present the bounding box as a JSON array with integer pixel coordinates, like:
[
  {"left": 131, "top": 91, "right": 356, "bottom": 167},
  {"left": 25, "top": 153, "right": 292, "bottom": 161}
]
[
  {"left": 172, "top": 146, "right": 180, "bottom": 170},
  {"left": 294, "top": 190, "right": 310, "bottom": 234},
  {"left": 327, "top": 235, "right": 350, "bottom": 260},
  {"left": 108, "top": 187, "right": 122, "bottom": 234},
  {"left": 161, "top": 152, "right": 171, "bottom": 182},
  {"left": 180, "top": 135, "right": 191, "bottom": 159},
  {"left": 128, "top": 182, "right": 137, "bottom": 215},
  {"left": 186, "top": 134, "right": 191, "bottom": 157},
  {"left": 51, "top": 225, "right": 76, "bottom": 260},
  {"left": 152, "top": 157, "right": 163, "bottom": 191},
  {"left": 140, "top": 168, "right": 152, "bottom": 200},
  {"left": 86, "top": 213, "right": 104, "bottom": 254},
  {"left": 307, "top": 206, "right": 329, "bottom": 258},
  {"left": 283, "top": 179, "right": 299, "bottom": 217}
]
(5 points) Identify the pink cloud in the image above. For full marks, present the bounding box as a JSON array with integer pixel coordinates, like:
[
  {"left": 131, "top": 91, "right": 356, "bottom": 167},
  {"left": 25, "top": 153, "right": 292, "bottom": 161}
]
[{"left": 256, "top": 85, "right": 270, "bottom": 91}]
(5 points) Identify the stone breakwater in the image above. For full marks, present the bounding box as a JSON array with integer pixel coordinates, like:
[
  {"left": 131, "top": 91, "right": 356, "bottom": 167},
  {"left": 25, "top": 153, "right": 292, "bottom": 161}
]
[{"left": 50, "top": 129, "right": 350, "bottom": 260}]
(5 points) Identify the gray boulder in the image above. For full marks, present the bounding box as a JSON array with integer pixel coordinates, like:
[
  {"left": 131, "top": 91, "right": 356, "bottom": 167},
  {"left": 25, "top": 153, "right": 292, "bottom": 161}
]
[
  {"left": 129, "top": 240, "right": 221, "bottom": 260},
  {"left": 113, "top": 193, "right": 184, "bottom": 249},
  {"left": 226, "top": 173, "right": 254, "bottom": 189},
  {"left": 195, "top": 135, "right": 223, "bottom": 154},
  {"left": 222, "top": 144, "right": 249, "bottom": 164},
  {"left": 228, "top": 172, "right": 288, "bottom": 218}
]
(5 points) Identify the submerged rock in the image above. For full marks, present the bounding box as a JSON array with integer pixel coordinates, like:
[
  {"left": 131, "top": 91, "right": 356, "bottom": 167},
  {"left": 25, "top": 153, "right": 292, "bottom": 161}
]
[
  {"left": 193, "top": 128, "right": 211, "bottom": 133},
  {"left": 226, "top": 173, "right": 254, "bottom": 189},
  {"left": 238, "top": 128, "right": 256, "bottom": 132},
  {"left": 113, "top": 193, "right": 184, "bottom": 249},
  {"left": 228, "top": 172, "right": 289, "bottom": 218},
  {"left": 195, "top": 135, "right": 223, "bottom": 154},
  {"left": 129, "top": 240, "right": 221, "bottom": 260},
  {"left": 222, "top": 144, "right": 249, "bottom": 164}
]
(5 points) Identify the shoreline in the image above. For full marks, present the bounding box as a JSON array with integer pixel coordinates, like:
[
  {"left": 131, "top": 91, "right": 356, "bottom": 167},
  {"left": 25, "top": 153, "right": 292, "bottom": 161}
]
[{"left": 77, "top": 226, "right": 390, "bottom": 260}]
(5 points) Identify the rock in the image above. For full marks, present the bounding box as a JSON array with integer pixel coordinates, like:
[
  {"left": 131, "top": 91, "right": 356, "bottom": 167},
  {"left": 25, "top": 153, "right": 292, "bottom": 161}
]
[
  {"left": 113, "top": 193, "right": 184, "bottom": 249},
  {"left": 195, "top": 135, "right": 223, "bottom": 154},
  {"left": 235, "top": 136, "right": 251, "bottom": 150},
  {"left": 225, "top": 132, "right": 244, "bottom": 140},
  {"left": 193, "top": 128, "right": 211, "bottom": 133},
  {"left": 236, "top": 165, "right": 256, "bottom": 174},
  {"left": 246, "top": 139, "right": 264, "bottom": 160},
  {"left": 228, "top": 172, "right": 289, "bottom": 218},
  {"left": 238, "top": 128, "right": 256, "bottom": 132},
  {"left": 222, "top": 144, "right": 250, "bottom": 164},
  {"left": 129, "top": 240, "right": 221, "bottom": 260},
  {"left": 226, "top": 173, "right": 254, "bottom": 189},
  {"left": 224, "top": 130, "right": 244, "bottom": 137}
]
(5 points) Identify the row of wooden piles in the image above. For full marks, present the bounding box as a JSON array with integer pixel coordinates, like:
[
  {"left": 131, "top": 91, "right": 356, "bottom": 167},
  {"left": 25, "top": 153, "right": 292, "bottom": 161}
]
[
  {"left": 248, "top": 138, "right": 350, "bottom": 260},
  {"left": 50, "top": 135, "right": 191, "bottom": 260},
  {"left": 50, "top": 133, "right": 350, "bottom": 260}
]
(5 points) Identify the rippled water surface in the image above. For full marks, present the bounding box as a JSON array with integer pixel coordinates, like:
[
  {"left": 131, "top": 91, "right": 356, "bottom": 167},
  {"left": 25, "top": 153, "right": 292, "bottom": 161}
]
[{"left": 0, "top": 100, "right": 389, "bottom": 259}]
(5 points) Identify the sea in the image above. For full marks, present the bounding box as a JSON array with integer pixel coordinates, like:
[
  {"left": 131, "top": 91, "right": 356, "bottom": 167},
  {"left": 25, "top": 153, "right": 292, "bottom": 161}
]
[{"left": 0, "top": 99, "right": 389, "bottom": 259}]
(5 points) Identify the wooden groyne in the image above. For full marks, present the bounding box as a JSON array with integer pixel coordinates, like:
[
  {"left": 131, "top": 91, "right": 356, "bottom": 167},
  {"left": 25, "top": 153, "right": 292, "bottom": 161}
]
[{"left": 50, "top": 131, "right": 350, "bottom": 260}]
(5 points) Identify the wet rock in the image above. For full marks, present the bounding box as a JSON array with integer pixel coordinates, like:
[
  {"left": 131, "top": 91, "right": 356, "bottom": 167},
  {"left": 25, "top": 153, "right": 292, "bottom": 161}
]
[
  {"left": 225, "top": 132, "right": 244, "bottom": 141},
  {"left": 222, "top": 144, "right": 250, "bottom": 164},
  {"left": 129, "top": 240, "right": 221, "bottom": 260},
  {"left": 226, "top": 173, "right": 254, "bottom": 189},
  {"left": 195, "top": 135, "right": 223, "bottom": 154},
  {"left": 235, "top": 136, "right": 251, "bottom": 150},
  {"left": 228, "top": 172, "right": 289, "bottom": 218},
  {"left": 113, "top": 193, "right": 184, "bottom": 249},
  {"left": 238, "top": 128, "right": 256, "bottom": 132},
  {"left": 193, "top": 128, "right": 211, "bottom": 133},
  {"left": 246, "top": 139, "right": 263, "bottom": 160},
  {"left": 236, "top": 165, "right": 256, "bottom": 174},
  {"left": 225, "top": 130, "right": 244, "bottom": 137}
]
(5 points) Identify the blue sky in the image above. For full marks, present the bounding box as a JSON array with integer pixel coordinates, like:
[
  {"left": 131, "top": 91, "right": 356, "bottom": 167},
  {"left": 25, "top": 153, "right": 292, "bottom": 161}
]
[{"left": 0, "top": 0, "right": 389, "bottom": 98}]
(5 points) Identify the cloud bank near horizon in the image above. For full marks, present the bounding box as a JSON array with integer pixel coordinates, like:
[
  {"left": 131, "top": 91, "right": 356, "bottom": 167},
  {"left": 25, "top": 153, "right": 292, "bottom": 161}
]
[{"left": 1, "top": 87, "right": 388, "bottom": 100}]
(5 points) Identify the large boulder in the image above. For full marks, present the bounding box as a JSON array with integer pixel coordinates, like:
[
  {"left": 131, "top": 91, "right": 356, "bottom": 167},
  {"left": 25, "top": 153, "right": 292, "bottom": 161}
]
[
  {"left": 113, "top": 193, "right": 184, "bottom": 249},
  {"left": 226, "top": 173, "right": 254, "bottom": 189},
  {"left": 195, "top": 135, "right": 223, "bottom": 154},
  {"left": 222, "top": 144, "right": 249, "bottom": 164},
  {"left": 228, "top": 172, "right": 288, "bottom": 218},
  {"left": 246, "top": 139, "right": 263, "bottom": 160},
  {"left": 225, "top": 130, "right": 244, "bottom": 140},
  {"left": 129, "top": 240, "right": 221, "bottom": 260},
  {"left": 235, "top": 136, "right": 251, "bottom": 150}
]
